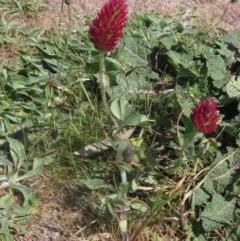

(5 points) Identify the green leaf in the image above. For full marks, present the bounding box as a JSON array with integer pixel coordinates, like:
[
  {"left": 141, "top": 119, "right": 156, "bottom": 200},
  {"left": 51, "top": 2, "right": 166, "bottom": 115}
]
[
  {"left": 33, "top": 150, "right": 56, "bottom": 170},
  {"left": 2, "top": 234, "right": 14, "bottom": 241},
  {"left": 201, "top": 43, "right": 213, "bottom": 59},
  {"left": 0, "top": 217, "right": 10, "bottom": 233},
  {"left": 131, "top": 202, "right": 148, "bottom": 213},
  {"left": 146, "top": 197, "right": 156, "bottom": 210},
  {"left": 222, "top": 31, "right": 240, "bottom": 50},
  {"left": 226, "top": 76, "right": 240, "bottom": 99},
  {"left": 0, "top": 194, "right": 12, "bottom": 209},
  {"left": 106, "top": 203, "right": 114, "bottom": 220},
  {"left": 167, "top": 51, "right": 199, "bottom": 77},
  {"left": 0, "top": 159, "right": 12, "bottom": 167},
  {"left": 175, "top": 85, "right": 194, "bottom": 128},
  {"left": 192, "top": 188, "right": 210, "bottom": 206},
  {"left": 132, "top": 178, "right": 137, "bottom": 192},
  {"left": 160, "top": 36, "right": 178, "bottom": 50},
  {"left": 120, "top": 182, "right": 129, "bottom": 197},
  {"left": 110, "top": 98, "right": 150, "bottom": 127},
  {"left": 118, "top": 34, "right": 149, "bottom": 67},
  {"left": 10, "top": 204, "right": 31, "bottom": 216},
  {"left": 130, "top": 137, "right": 143, "bottom": 148},
  {"left": 10, "top": 183, "right": 35, "bottom": 206},
  {"left": 200, "top": 194, "right": 236, "bottom": 232},
  {"left": 6, "top": 137, "right": 25, "bottom": 168},
  {"left": 105, "top": 57, "right": 121, "bottom": 71},
  {"left": 206, "top": 55, "right": 228, "bottom": 88},
  {"left": 115, "top": 161, "right": 132, "bottom": 173}
]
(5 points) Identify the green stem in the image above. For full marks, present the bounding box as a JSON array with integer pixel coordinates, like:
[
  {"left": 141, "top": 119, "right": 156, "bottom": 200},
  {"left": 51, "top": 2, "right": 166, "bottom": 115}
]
[
  {"left": 99, "top": 52, "right": 117, "bottom": 128},
  {"left": 120, "top": 170, "right": 128, "bottom": 241}
]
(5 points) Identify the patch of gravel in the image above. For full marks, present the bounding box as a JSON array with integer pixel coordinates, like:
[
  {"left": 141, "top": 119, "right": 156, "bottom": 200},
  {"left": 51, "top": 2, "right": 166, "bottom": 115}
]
[{"left": 41, "top": 0, "right": 240, "bottom": 31}]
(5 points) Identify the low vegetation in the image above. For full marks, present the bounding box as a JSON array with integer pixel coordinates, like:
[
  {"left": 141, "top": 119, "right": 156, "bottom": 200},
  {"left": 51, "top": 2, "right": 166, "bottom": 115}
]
[{"left": 0, "top": 0, "right": 240, "bottom": 240}]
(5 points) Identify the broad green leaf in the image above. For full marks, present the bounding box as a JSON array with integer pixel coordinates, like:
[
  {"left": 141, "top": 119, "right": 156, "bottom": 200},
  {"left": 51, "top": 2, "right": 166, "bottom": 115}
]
[
  {"left": 111, "top": 98, "right": 133, "bottom": 120},
  {"left": 206, "top": 55, "right": 228, "bottom": 88},
  {"left": 160, "top": 36, "right": 178, "bottom": 50},
  {"left": 226, "top": 76, "right": 240, "bottom": 99},
  {"left": 10, "top": 183, "right": 35, "bottom": 206},
  {"left": 33, "top": 150, "right": 56, "bottom": 170},
  {"left": 115, "top": 161, "right": 132, "bottom": 173},
  {"left": 115, "top": 33, "right": 153, "bottom": 91},
  {"left": 192, "top": 188, "right": 210, "bottom": 206},
  {"left": 215, "top": 40, "right": 232, "bottom": 58},
  {"left": 175, "top": 85, "right": 194, "bottom": 118},
  {"left": 167, "top": 51, "right": 199, "bottom": 77},
  {"left": 200, "top": 194, "right": 236, "bottom": 232},
  {"left": 131, "top": 202, "right": 148, "bottom": 213},
  {"left": 146, "top": 197, "right": 156, "bottom": 210},
  {"left": 0, "top": 159, "right": 12, "bottom": 167},
  {"left": 130, "top": 137, "right": 143, "bottom": 147},
  {"left": 2, "top": 234, "right": 14, "bottom": 241},
  {"left": 117, "top": 34, "right": 149, "bottom": 67},
  {"left": 222, "top": 31, "right": 240, "bottom": 50},
  {"left": 0, "top": 194, "right": 12, "bottom": 209},
  {"left": 6, "top": 138, "right": 25, "bottom": 168},
  {"left": 0, "top": 217, "right": 10, "bottom": 233},
  {"left": 199, "top": 43, "right": 213, "bottom": 59},
  {"left": 175, "top": 85, "right": 194, "bottom": 128},
  {"left": 110, "top": 98, "right": 150, "bottom": 127},
  {"left": 203, "top": 175, "right": 216, "bottom": 195},
  {"left": 105, "top": 57, "right": 121, "bottom": 71},
  {"left": 9, "top": 205, "right": 31, "bottom": 216}
]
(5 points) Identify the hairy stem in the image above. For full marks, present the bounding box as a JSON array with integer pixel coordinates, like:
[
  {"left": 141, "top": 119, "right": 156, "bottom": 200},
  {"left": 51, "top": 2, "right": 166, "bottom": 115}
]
[
  {"left": 120, "top": 170, "right": 128, "bottom": 241},
  {"left": 99, "top": 52, "right": 117, "bottom": 128}
]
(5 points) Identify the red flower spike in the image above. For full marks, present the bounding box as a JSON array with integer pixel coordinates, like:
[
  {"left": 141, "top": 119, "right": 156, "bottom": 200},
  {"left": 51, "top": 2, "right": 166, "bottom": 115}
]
[
  {"left": 89, "top": 0, "right": 128, "bottom": 52},
  {"left": 190, "top": 99, "right": 218, "bottom": 134}
]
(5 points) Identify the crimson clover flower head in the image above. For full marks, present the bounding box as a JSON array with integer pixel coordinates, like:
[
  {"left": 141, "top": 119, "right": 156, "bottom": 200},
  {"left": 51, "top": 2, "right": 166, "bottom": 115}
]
[
  {"left": 190, "top": 98, "right": 218, "bottom": 134},
  {"left": 89, "top": 0, "right": 128, "bottom": 52}
]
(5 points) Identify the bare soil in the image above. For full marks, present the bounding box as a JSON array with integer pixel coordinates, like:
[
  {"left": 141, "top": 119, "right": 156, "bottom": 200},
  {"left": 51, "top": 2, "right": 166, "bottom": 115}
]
[
  {"left": 13, "top": 0, "right": 240, "bottom": 240},
  {"left": 41, "top": 0, "right": 240, "bottom": 31}
]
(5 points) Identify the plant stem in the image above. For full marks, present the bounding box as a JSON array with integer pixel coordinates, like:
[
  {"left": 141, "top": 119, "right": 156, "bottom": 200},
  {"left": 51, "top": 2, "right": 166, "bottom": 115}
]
[
  {"left": 120, "top": 170, "right": 128, "bottom": 241},
  {"left": 99, "top": 52, "right": 117, "bottom": 128}
]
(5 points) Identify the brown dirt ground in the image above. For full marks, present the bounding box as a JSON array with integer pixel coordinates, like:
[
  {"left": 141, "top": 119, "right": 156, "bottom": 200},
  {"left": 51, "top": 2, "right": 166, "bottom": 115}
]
[
  {"left": 42, "top": 0, "right": 240, "bottom": 31},
  {"left": 12, "top": 0, "right": 240, "bottom": 241}
]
